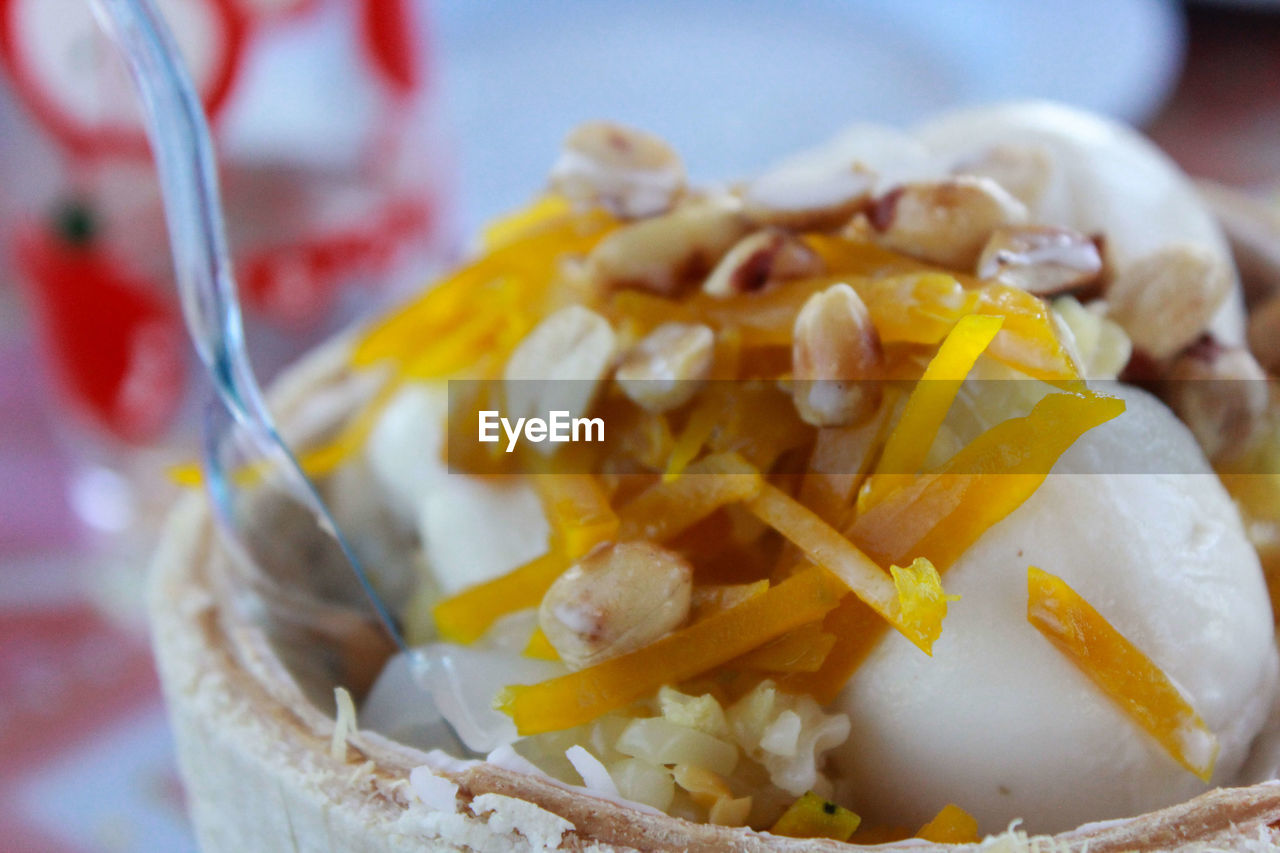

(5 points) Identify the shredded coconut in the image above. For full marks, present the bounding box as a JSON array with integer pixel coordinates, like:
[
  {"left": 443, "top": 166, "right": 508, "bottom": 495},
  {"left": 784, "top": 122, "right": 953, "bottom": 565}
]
[
  {"left": 565, "top": 745, "right": 620, "bottom": 798},
  {"left": 346, "top": 759, "right": 376, "bottom": 786},
  {"left": 470, "top": 793, "right": 574, "bottom": 852},
  {"left": 331, "top": 686, "right": 359, "bottom": 761},
  {"left": 727, "top": 681, "right": 851, "bottom": 796},
  {"left": 409, "top": 765, "right": 460, "bottom": 811}
]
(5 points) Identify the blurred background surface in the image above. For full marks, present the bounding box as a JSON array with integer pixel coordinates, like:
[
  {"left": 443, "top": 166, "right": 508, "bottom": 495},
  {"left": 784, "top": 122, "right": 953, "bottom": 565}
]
[{"left": 0, "top": 1, "right": 1277, "bottom": 849}]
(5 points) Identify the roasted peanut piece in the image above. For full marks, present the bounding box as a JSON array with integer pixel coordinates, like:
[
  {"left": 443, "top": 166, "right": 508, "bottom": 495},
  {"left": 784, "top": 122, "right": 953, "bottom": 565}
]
[
  {"left": 951, "top": 143, "right": 1053, "bottom": 210},
  {"left": 702, "top": 228, "right": 824, "bottom": 298},
  {"left": 616, "top": 322, "right": 715, "bottom": 412},
  {"left": 791, "top": 283, "right": 883, "bottom": 427},
  {"left": 539, "top": 542, "right": 693, "bottom": 670},
  {"left": 1164, "top": 340, "right": 1269, "bottom": 461},
  {"left": 977, "top": 225, "right": 1103, "bottom": 295},
  {"left": 741, "top": 164, "right": 875, "bottom": 231},
  {"left": 504, "top": 306, "right": 616, "bottom": 452},
  {"left": 587, "top": 196, "right": 750, "bottom": 295},
  {"left": 869, "top": 176, "right": 1028, "bottom": 270},
  {"left": 549, "top": 121, "right": 685, "bottom": 219},
  {"left": 1106, "top": 245, "right": 1231, "bottom": 360},
  {"left": 1248, "top": 294, "right": 1280, "bottom": 375}
]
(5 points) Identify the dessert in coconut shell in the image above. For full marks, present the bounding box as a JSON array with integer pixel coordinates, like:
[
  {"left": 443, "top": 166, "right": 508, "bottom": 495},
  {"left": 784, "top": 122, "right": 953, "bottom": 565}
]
[{"left": 150, "top": 102, "right": 1280, "bottom": 851}]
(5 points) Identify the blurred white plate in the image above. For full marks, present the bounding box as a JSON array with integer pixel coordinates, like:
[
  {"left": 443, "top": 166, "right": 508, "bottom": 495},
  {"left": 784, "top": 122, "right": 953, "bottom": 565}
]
[{"left": 432, "top": 0, "right": 1184, "bottom": 232}]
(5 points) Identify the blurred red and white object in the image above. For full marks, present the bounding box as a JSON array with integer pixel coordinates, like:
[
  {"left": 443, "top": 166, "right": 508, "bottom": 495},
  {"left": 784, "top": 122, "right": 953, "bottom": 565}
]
[{"left": 1, "top": 0, "right": 450, "bottom": 446}]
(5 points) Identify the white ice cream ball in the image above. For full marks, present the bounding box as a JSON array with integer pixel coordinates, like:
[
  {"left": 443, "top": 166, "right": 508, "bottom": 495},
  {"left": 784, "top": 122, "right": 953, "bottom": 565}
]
[
  {"left": 758, "top": 123, "right": 941, "bottom": 194},
  {"left": 365, "top": 382, "right": 552, "bottom": 597},
  {"left": 912, "top": 101, "right": 1244, "bottom": 346},
  {"left": 419, "top": 475, "right": 549, "bottom": 597},
  {"left": 364, "top": 382, "right": 451, "bottom": 527},
  {"left": 830, "top": 384, "right": 1276, "bottom": 834}
]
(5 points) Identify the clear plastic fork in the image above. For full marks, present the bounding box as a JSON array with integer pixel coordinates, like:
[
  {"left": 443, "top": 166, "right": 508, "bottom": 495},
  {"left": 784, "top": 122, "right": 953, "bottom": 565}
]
[
  {"left": 88, "top": 0, "right": 412, "bottom": 680},
  {"left": 91, "top": 0, "right": 515, "bottom": 757}
]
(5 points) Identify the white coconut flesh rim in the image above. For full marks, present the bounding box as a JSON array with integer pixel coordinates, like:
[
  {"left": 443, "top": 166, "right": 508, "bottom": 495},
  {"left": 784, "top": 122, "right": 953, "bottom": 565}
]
[{"left": 148, "top": 341, "right": 1280, "bottom": 853}]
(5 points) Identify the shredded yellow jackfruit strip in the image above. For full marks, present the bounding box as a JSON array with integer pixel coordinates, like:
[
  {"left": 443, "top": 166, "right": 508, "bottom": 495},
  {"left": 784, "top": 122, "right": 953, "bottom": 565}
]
[
  {"left": 664, "top": 393, "right": 723, "bottom": 482},
  {"left": 916, "top": 803, "right": 980, "bottom": 843},
  {"left": 796, "top": 397, "right": 899, "bottom": 534},
  {"left": 852, "top": 390, "right": 1125, "bottom": 570},
  {"left": 855, "top": 273, "right": 983, "bottom": 345},
  {"left": 481, "top": 194, "right": 574, "bottom": 250},
  {"left": 805, "top": 234, "right": 933, "bottom": 279},
  {"left": 746, "top": 482, "right": 949, "bottom": 654},
  {"left": 976, "top": 282, "right": 1081, "bottom": 382},
  {"left": 618, "top": 452, "right": 763, "bottom": 542},
  {"left": 432, "top": 550, "right": 566, "bottom": 644},
  {"left": 778, "top": 595, "right": 884, "bottom": 704},
  {"left": 731, "top": 621, "right": 835, "bottom": 673},
  {"left": 496, "top": 565, "right": 846, "bottom": 735},
  {"left": 523, "top": 627, "right": 560, "bottom": 661},
  {"left": 689, "top": 580, "right": 770, "bottom": 623},
  {"left": 533, "top": 473, "right": 620, "bottom": 561},
  {"left": 399, "top": 292, "right": 516, "bottom": 380},
  {"left": 890, "top": 557, "right": 960, "bottom": 652},
  {"left": 861, "top": 313, "right": 1004, "bottom": 510},
  {"left": 353, "top": 206, "right": 616, "bottom": 369},
  {"left": 770, "top": 791, "right": 862, "bottom": 842},
  {"left": 1027, "top": 567, "right": 1219, "bottom": 781}
]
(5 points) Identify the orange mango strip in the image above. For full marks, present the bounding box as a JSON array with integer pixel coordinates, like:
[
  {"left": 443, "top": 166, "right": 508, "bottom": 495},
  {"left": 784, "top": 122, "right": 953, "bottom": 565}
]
[
  {"left": 496, "top": 565, "right": 847, "bottom": 734},
  {"left": 432, "top": 550, "right": 567, "bottom": 644},
  {"left": 1027, "top": 567, "right": 1219, "bottom": 781},
  {"left": 859, "top": 314, "right": 1003, "bottom": 510},
  {"left": 732, "top": 621, "right": 836, "bottom": 673},
  {"left": 618, "top": 452, "right": 763, "bottom": 542},
  {"left": 532, "top": 473, "right": 620, "bottom": 561},
  {"left": 851, "top": 390, "right": 1125, "bottom": 571},
  {"left": 746, "top": 482, "right": 949, "bottom": 654},
  {"left": 916, "top": 804, "right": 980, "bottom": 844}
]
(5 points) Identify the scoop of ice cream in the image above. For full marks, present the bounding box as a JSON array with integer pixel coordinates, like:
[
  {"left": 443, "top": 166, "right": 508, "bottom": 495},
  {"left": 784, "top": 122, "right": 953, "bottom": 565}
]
[
  {"left": 913, "top": 101, "right": 1244, "bottom": 346},
  {"left": 829, "top": 385, "right": 1277, "bottom": 834},
  {"left": 768, "top": 101, "right": 1245, "bottom": 347},
  {"left": 364, "top": 381, "right": 549, "bottom": 596}
]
